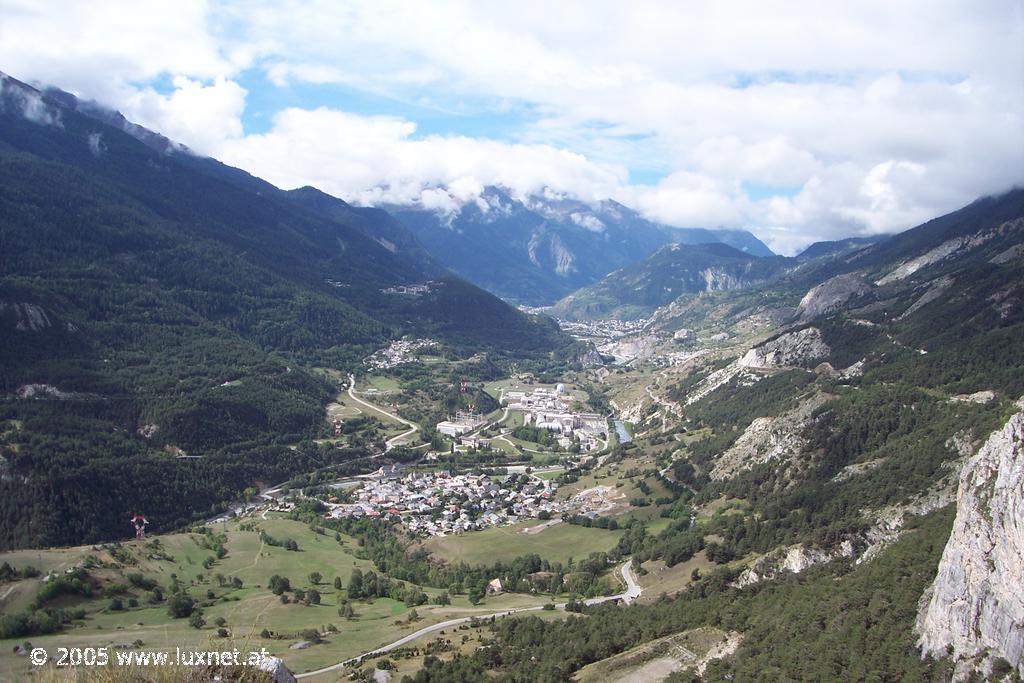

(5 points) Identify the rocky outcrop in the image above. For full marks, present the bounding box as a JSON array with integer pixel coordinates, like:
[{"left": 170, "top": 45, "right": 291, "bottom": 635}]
[
  {"left": 916, "top": 402, "right": 1024, "bottom": 679},
  {"left": 576, "top": 343, "right": 605, "bottom": 367},
  {"left": 710, "top": 393, "right": 829, "bottom": 480},
  {"left": 15, "top": 383, "right": 77, "bottom": 399},
  {"left": 255, "top": 655, "right": 297, "bottom": 683},
  {"left": 734, "top": 541, "right": 857, "bottom": 587},
  {"left": 877, "top": 217, "right": 1024, "bottom": 286},
  {"left": 672, "top": 328, "right": 695, "bottom": 343},
  {"left": 0, "top": 302, "right": 53, "bottom": 331},
  {"left": 898, "top": 275, "right": 954, "bottom": 320},
  {"left": 796, "top": 273, "right": 871, "bottom": 322},
  {"left": 738, "top": 327, "right": 830, "bottom": 369}
]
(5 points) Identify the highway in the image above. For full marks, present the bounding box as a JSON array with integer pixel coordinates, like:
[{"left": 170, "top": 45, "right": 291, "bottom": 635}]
[{"left": 295, "top": 559, "right": 642, "bottom": 679}]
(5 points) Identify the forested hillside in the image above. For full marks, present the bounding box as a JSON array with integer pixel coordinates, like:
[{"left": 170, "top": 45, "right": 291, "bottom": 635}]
[{"left": 0, "top": 74, "right": 571, "bottom": 549}]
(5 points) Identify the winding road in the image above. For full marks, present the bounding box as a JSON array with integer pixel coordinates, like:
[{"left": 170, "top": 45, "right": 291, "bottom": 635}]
[
  {"left": 295, "top": 560, "right": 642, "bottom": 679},
  {"left": 347, "top": 374, "right": 419, "bottom": 451}
]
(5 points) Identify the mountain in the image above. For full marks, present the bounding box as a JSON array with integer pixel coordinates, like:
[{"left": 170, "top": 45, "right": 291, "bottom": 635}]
[
  {"left": 795, "top": 235, "right": 889, "bottom": 261},
  {"left": 385, "top": 187, "right": 772, "bottom": 304},
  {"left": 0, "top": 72, "right": 571, "bottom": 548},
  {"left": 552, "top": 242, "right": 792, "bottom": 320},
  {"left": 555, "top": 188, "right": 1024, "bottom": 327}
]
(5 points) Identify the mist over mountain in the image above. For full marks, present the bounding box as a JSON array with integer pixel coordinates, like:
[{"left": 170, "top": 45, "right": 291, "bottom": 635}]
[{"left": 386, "top": 186, "right": 773, "bottom": 305}]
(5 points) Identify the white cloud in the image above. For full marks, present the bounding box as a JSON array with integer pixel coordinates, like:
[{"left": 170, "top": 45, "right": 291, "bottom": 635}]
[
  {"left": 1, "top": 0, "right": 1021, "bottom": 254},
  {"left": 123, "top": 77, "right": 247, "bottom": 155},
  {"left": 217, "top": 106, "right": 627, "bottom": 207}
]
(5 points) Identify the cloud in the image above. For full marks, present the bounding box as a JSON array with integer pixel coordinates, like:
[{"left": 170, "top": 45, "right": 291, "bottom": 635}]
[
  {"left": 216, "top": 106, "right": 627, "bottom": 207},
  {"left": 0, "top": 0, "right": 1021, "bottom": 254},
  {"left": 122, "top": 77, "right": 247, "bottom": 155}
]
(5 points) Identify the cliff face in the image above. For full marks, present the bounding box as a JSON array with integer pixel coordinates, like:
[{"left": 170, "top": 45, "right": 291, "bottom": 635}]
[
  {"left": 916, "top": 401, "right": 1024, "bottom": 678},
  {"left": 796, "top": 273, "right": 871, "bottom": 322},
  {"left": 737, "top": 327, "right": 830, "bottom": 369}
]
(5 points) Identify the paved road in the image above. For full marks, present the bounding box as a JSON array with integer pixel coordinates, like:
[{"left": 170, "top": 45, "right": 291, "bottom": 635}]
[
  {"left": 295, "top": 560, "right": 642, "bottom": 679},
  {"left": 347, "top": 374, "right": 419, "bottom": 451}
]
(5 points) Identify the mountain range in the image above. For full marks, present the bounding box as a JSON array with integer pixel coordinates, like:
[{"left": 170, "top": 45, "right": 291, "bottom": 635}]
[
  {"left": 553, "top": 189, "right": 1024, "bottom": 324},
  {"left": 1, "top": 67, "right": 1023, "bottom": 681},
  {"left": 386, "top": 187, "right": 773, "bottom": 304}
]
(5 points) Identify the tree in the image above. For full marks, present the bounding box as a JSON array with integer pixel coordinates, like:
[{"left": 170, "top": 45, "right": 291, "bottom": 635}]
[
  {"left": 108, "top": 598, "right": 123, "bottom": 611},
  {"left": 347, "top": 568, "right": 363, "bottom": 599},
  {"left": 268, "top": 575, "right": 291, "bottom": 595},
  {"left": 333, "top": 576, "right": 342, "bottom": 590},
  {"left": 309, "top": 571, "right": 322, "bottom": 585},
  {"left": 308, "top": 588, "right": 321, "bottom": 605},
  {"left": 189, "top": 612, "right": 205, "bottom": 629},
  {"left": 339, "top": 604, "right": 355, "bottom": 620},
  {"left": 167, "top": 595, "right": 195, "bottom": 618}
]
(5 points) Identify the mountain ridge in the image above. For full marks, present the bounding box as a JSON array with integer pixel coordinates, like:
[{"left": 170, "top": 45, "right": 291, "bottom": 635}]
[{"left": 385, "top": 186, "right": 773, "bottom": 305}]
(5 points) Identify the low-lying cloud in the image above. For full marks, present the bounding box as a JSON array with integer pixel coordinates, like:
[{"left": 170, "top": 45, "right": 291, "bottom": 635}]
[{"left": 1, "top": 0, "right": 1021, "bottom": 254}]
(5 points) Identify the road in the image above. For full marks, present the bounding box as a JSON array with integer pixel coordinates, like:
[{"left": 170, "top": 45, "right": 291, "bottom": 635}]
[
  {"left": 347, "top": 374, "right": 419, "bottom": 451},
  {"left": 295, "top": 560, "right": 642, "bottom": 679}
]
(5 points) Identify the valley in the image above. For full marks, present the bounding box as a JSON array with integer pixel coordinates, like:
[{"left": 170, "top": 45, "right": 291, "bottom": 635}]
[{"left": 1, "top": 64, "right": 1023, "bottom": 683}]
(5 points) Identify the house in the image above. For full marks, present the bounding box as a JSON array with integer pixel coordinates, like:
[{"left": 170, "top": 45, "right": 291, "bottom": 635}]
[{"left": 486, "top": 577, "right": 504, "bottom": 595}]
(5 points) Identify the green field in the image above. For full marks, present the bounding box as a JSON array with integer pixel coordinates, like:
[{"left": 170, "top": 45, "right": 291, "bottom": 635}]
[
  {"left": 421, "top": 520, "right": 623, "bottom": 566},
  {"left": 364, "top": 375, "right": 401, "bottom": 392},
  {"left": 0, "top": 518, "right": 551, "bottom": 679}
]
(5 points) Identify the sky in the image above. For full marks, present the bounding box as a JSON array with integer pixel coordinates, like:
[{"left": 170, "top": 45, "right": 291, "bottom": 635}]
[{"left": 1, "top": 1, "right": 1022, "bottom": 254}]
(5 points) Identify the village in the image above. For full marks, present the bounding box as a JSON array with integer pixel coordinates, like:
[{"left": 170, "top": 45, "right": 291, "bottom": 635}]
[
  {"left": 316, "top": 460, "right": 625, "bottom": 538},
  {"left": 323, "top": 467, "right": 565, "bottom": 535},
  {"left": 364, "top": 337, "right": 438, "bottom": 371}
]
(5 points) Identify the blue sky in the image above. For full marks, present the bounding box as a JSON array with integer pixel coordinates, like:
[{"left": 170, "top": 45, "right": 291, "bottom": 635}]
[{"left": 1, "top": 0, "right": 1021, "bottom": 254}]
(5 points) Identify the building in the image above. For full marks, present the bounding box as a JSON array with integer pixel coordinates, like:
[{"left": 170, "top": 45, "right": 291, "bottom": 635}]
[{"left": 436, "top": 411, "right": 485, "bottom": 437}]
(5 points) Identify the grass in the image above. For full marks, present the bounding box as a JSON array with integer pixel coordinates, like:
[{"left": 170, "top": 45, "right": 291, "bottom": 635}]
[
  {"left": 487, "top": 436, "right": 520, "bottom": 455},
  {"left": 635, "top": 552, "right": 715, "bottom": 602},
  {"left": 420, "top": 520, "right": 623, "bottom": 566},
  {"left": 364, "top": 375, "right": 401, "bottom": 392},
  {"left": 0, "top": 517, "right": 559, "bottom": 679}
]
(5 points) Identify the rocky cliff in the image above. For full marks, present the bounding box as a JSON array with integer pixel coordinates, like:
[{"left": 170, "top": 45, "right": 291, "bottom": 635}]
[
  {"left": 916, "top": 400, "right": 1024, "bottom": 679},
  {"left": 796, "top": 273, "right": 872, "bottom": 322},
  {"left": 737, "top": 327, "right": 830, "bottom": 369}
]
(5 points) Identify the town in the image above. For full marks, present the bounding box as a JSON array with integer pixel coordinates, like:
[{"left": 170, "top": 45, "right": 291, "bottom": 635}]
[
  {"left": 320, "top": 463, "right": 625, "bottom": 537},
  {"left": 364, "top": 338, "right": 438, "bottom": 371},
  {"left": 325, "top": 467, "right": 562, "bottom": 535}
]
